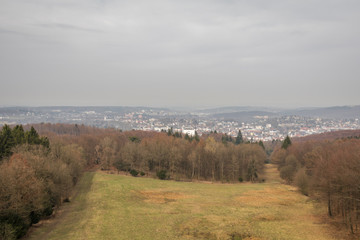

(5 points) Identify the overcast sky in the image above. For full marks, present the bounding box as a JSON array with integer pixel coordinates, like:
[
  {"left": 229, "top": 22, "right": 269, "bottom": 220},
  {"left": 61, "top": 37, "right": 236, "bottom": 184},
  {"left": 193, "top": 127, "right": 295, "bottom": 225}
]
[{"left": 0, "top": 0, "right": 359, "bottom": 108}]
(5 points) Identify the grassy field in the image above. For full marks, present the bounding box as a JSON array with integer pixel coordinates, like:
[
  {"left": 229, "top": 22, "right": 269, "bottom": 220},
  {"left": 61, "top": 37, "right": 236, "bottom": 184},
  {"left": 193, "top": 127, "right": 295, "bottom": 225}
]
[{"left": 27, "top": 165, "right": 343, "bottom": 240}]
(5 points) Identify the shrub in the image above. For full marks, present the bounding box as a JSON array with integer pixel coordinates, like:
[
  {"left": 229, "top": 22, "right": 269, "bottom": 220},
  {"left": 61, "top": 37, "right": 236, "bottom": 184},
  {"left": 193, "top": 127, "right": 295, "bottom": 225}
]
[
  {"left": 30, "top": 210, "right": 42, "bottom": 224},
  {"left": 238, "top": 177, "right": 243, "bottom": 182},
  {"left": 294, "top": 168, "right": 309, "bottom": 196},
  {"left": 130, "top": 169, "right": 139, "bottom": 177},
  {"left": 0, "top": 213, "right": 29, "bottom": 239},
  {"left": 0, "top": 222, "right": 16, "bottom": 240},
  {"left": 140, "top": 171, "right": 145, "bottom": 176},
  {"left": 156, "top": 170, "right": 168, "bottom": 180},
  {"left": 279, "top": 155, "right": 298, "bottom": 183},
  {"left": 280, "top": 165, "right": 296, "bottom": 183}
]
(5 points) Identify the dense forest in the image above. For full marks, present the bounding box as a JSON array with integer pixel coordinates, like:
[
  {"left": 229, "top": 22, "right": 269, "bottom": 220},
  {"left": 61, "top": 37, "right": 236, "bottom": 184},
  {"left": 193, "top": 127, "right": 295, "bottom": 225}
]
[
  {"left": 272, "top": 135, "right": 360, "bottom": 234},
  {"left": 0, "top": 123, "right": 266, "bottom": 239},
  {"left": 2, "top": 123, "right": 360, "bottom": 238},
  {"left": 0, "top": 125, "right": 86, "bottom": 239}
]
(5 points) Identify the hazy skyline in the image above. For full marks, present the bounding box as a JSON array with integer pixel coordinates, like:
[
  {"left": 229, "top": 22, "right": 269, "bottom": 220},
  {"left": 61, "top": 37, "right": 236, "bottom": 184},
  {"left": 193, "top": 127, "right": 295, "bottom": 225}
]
[{"left": 1, "top": 0, "right": 359, "bottom": 108}]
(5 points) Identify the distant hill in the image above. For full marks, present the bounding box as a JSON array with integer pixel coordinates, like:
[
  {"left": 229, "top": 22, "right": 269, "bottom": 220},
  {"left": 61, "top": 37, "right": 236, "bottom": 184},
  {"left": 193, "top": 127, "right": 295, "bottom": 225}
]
[
  {"left": 0, "top": 106, "right": 170, "bottom": 114},
  {"left": 213, "top": 111, "right": 278, "bottom": 122},
  {"left": 198, "top": 106, "right": 282, "bottom": 114},
  {"left": 281, "top": 105, "right": 360, "bottom": 119},
  {"left": 293, "top": 129, "right": 360, "bottom": 142},
  {"left": 206, "top": 105, "right": 360, "bottom": 120}
]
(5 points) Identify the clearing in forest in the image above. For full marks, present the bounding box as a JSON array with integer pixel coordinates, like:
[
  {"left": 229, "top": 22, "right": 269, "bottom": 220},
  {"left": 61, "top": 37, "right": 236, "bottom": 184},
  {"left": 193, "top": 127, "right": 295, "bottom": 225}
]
[{"left": 27, "top": 164, "right": 343, "bottom": 240}]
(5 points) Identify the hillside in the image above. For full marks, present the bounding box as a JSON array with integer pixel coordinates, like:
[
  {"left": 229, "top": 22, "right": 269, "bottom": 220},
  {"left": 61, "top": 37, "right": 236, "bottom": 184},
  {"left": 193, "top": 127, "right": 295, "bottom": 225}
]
[
  {"left": 213, "top": 111, "right": 277, "bottom": 121},
  {"left": 27, "top": 165, "right": 344, "bottom": 240},
  {"left": 293, "top": 129, "right": 360, "bottom": 142},
  {"left": 283, "top": 106, "right": 360, "bottom": 119}
]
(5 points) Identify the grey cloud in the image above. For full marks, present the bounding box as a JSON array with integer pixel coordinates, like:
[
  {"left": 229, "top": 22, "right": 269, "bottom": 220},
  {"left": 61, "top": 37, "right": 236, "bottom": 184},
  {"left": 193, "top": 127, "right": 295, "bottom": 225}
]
[
  {"left": 35, "top": 23, "right": 104, "bottom": 33},
  {"left": 0, "top": 0, "right": 359, "bottom": 108}
]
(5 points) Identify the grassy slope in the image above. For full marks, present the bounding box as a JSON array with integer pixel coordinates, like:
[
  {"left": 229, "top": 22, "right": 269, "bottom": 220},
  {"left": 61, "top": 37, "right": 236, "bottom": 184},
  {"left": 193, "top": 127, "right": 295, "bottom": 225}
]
[{"left": 27, "top": 165, "right": 342, "bottom": 240}]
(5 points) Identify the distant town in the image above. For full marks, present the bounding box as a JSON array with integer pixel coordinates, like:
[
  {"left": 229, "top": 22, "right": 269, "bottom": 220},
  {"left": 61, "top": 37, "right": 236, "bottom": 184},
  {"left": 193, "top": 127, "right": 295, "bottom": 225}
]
[{"left": 1, "top": 106, "right": 360, "bottom": 142}]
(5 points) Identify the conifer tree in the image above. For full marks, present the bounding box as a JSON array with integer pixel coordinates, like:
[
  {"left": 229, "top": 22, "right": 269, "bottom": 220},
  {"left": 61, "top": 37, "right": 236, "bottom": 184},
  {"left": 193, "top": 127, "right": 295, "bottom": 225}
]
[
  {"left": 25, "top": 126, "right": 40, "bottom": 145},
  {"left": 194, "top": 131, "right": 200, "bottom": 142},
  {"left": 12, "top": 125, "right": 25, "bottom": 145},
  {"left": 0, "top": 124, "right": 15, "bottom": 159},
  {"left": 235, "top": 130, "right": 243, "bottom": 145},
  {"left": 281, "top": 135, "right": 292, "bottom": 149},
  {"left": 258, "top": 140, "right": 265, "bottom": 150}
]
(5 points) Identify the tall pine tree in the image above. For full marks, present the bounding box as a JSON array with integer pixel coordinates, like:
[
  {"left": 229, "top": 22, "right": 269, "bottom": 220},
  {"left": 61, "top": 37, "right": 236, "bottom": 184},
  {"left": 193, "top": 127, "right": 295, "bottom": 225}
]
[
  {"left": 0, "top": 124, "right": 15, "bottom": 159},
  {"left": 235, "top": 130, "right": 243, "bottom": 145},
  {"left": 281, "top": 135, "right": 292, "bottom": 149}
]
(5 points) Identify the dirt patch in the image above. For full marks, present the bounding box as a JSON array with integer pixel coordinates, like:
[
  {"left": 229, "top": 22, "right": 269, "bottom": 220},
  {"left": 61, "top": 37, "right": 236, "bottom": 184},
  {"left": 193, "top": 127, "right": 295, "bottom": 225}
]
[
  {"left": 253, "top": 213, "right": 283, "bottom": 222},
  {"left": 137, "top": 190, "right": 191, "bottom": 204},
  {"left": 234, "top": 187, "right": 300, "bottom": 207}
]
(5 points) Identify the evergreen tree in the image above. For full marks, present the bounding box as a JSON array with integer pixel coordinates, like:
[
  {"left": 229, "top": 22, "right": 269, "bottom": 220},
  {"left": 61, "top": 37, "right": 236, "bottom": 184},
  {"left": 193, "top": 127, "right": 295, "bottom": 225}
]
[
  {"left": 12, "top": 125, "right": 25, "bottom": 145},
  {"left": 281, "top": 135, "right": 292, "bottom": 149},
  {"left": 221, "top": 135, "right": 227, "bottom": 144},
  {"left": 129, "top": 136, "right": 141, "bottom": 143},
  {"left": 194, "top": 131, "right": 200, "bottom": 142},
  {"left": 167, "top": 128, "right": 172, "bottom": 136},
  {"left": 235, "top": 130, "right": 243, "bottom": 145},
  {"left": 40, "top": 137, "right": 50, "bottom": 148},
  {"left": 25, "top": 127, "right": 40, "bottom": 145},
  {"left": 0, "top": 134, "right": 3, "bottom": 159},
  {"left": 258, "top": 140, "right": 265, "bottom": 150},
  {"left": 0, "top": 125, "right": 15, "bottom": 159}
]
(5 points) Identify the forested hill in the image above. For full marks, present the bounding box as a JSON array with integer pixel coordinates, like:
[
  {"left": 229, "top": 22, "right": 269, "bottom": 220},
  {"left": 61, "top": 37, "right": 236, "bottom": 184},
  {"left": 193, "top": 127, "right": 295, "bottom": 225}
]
[
  {"left": 271, "top": 133, "right": 360, "bottom": 236},
  {"left": 0, "top": 123, "right": 266, "bottom": 239},
  {"left": 293, "top": 129, "right": 360, "bottom": 142}
]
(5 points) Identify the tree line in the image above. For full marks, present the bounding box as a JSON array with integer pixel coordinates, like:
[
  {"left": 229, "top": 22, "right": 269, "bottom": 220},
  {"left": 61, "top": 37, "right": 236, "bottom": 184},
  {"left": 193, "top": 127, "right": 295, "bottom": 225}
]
[
  {"left": 0, "top": 124, "right": 267, "bottom": 239},
  {"left": 26, "top": 123, "right": 267, "bottom": 183},
  {"left": 110, "top": 134, "right": 266, "bottom": 182},
  {"left": 0, "top": 125, "right": 86, "bottom": 239},
  {"left": 0, "top": 125, "right": 49, "bottom": 160},
  {"left": 271, "top": 136, "right": 360, "bottom": 234}
]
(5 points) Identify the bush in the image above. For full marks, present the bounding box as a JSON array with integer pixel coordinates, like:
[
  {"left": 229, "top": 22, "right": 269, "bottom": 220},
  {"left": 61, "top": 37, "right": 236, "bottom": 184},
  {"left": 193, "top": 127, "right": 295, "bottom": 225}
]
[
  {"left": 156, "top": 170, "right": 168, "bottom": 180},
  {"left": 238, "top": 177, "right": 243, "bottom": 182},
  {"left": 130, "top": 169, "right": 139, "bottom": 177},
  {"left": 140, "top": 171, "right": 145, "bottom": 176},
  {"left": 279, "top": 154, "right": 298, "bottom": 183},
  {"left": 30, "top": 210, "right": 42, "bottom": 224},
  {"left": 0, "top": 222, "right": 16, "bottom": 240},
  {"left": 294, "top": 168, "right": 309, "bottom": 196},
  {"left": 280, "top": 165, "right": 296, "bottom": 183},
  {"left": 0, "top": 213, "right": 29, "bottom": 239}
]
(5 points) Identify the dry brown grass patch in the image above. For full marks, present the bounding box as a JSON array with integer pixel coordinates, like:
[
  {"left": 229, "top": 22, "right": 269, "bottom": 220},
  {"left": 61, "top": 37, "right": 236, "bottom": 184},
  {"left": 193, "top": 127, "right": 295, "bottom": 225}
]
[
  {"left": 253, "top": 213, "right": 283, "bottom": 222},
  {"left": 235, "top": 187, "right": 300, "bottom": 207},
  {"left": 138, "top": 190, "right": 191, "bottom": 204}
]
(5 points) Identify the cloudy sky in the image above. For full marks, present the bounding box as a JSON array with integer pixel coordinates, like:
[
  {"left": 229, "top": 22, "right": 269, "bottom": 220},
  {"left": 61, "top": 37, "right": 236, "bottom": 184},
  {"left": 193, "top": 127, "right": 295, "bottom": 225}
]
[{"left": 0, "top": 0, "right": 359, "bottom": 108}]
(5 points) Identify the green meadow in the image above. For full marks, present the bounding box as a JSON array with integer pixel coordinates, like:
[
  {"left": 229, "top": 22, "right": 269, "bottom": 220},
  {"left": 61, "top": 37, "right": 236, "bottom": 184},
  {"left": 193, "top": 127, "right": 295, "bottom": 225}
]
[{"left": 27, "top": 165, "right": 340, "bottom": 240}]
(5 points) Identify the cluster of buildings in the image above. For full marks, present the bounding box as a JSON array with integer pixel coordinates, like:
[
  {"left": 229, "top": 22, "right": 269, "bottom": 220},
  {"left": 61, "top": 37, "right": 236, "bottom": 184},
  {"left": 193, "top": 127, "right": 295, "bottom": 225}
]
[{"left": 1, "top": 107, "right": 359, "bottom": 142}]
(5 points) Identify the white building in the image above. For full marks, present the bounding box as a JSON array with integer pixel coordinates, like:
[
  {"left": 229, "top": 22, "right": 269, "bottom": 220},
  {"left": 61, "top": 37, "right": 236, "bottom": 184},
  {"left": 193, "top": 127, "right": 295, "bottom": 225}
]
[{"left": 182, "top": 127, "right": 196, "bottom": 136}]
